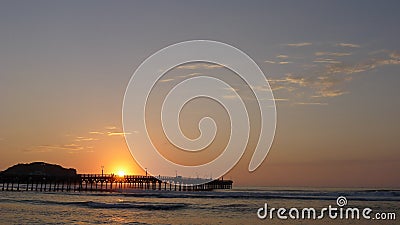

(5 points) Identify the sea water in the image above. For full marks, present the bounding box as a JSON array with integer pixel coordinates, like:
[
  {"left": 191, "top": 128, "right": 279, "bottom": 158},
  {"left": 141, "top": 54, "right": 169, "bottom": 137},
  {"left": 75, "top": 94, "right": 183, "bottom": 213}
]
[{"left": 0, "top": 187, "right": 398, "bottom": 224}]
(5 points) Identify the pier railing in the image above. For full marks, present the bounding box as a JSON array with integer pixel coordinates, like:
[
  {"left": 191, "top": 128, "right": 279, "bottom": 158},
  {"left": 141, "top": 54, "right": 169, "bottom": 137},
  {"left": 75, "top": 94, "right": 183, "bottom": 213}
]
[{"left": 0, "top": 173, "right": 233, "bottom": 192}]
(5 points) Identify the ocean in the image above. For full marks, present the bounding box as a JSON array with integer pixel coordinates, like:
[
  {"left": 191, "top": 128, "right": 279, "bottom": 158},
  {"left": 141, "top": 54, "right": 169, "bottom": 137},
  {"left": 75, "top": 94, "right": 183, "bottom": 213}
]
[{"left": 0, "top": 187, "right": 398, "bottom": 224}]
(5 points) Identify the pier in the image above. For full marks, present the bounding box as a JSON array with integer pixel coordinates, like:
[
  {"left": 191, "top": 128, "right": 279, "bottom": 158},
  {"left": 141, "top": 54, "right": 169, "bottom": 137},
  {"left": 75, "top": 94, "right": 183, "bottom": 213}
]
[{"left": 0, "top": 174, "right": 233, "bottom": 192}]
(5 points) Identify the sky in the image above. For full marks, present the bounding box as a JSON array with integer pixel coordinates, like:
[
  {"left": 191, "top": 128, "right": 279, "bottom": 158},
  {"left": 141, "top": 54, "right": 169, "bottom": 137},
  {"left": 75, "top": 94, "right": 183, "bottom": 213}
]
[{"left": 0, "top": 0, "right": 399, "bottom": 188}]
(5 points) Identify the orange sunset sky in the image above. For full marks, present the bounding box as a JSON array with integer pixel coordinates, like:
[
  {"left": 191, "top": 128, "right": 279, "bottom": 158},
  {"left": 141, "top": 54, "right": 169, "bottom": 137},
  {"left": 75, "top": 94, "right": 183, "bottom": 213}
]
[{"left": 0, "top": 1, "right": 399, "bottom": 188}]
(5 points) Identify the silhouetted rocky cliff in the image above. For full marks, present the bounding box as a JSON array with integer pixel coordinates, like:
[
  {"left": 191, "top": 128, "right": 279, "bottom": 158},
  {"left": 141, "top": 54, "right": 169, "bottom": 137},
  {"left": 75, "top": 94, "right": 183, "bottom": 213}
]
[{"left": 0, "top": 162, "right": 77, "bottom": 177}]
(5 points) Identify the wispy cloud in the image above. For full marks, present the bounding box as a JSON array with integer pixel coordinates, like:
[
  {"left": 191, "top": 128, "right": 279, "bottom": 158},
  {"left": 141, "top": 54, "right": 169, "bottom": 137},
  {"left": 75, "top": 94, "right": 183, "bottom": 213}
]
[
  {"left": 264, "top": 60, "right": 292, "bottom": 65},
  {"left": 25, "top": 143, "right": 87, "bottom": 154},
  {"left": 250, "top": 84, "right": 271, "bottom": 92},
  {"left": 178, "top": 72, "right": 201, "bottom": 78},
  {"left": 390, "top": 52, "right": 400, "bottom": 59},
  {"left": 223, "top": 87, "right": 240, "bottom": 92},
  {"left": 324, "top": 51, "right": 400, "bottom": 75},
  {"left": 315, "top": 52, "right": 352, "bottom": 57},
  {"left": 270, "top": 51, "right": 400, "bottom": 101},
  {"left": 25, "top": 125, "right": 134, "bottom": 154},
  {"left": 276, "top": 54, "right": 289, "bottom": 58},
  {"left": 107, "top": 132, "right": 131, "bottom": 136},
  {"left": 90, "top": 125, "right": 135, "bottom": 137},
  {"left": 177, "top": 63, "right": 223, "bottom": 70},
  {"left": 337, "top": 43, "right": 361, "bottom": 48},
  {"left": 221, "top": 84, "right": 274, "bottom": 101},
  {"left": 273, "top": 98, "right": 289, "bottom": 102},
  {"left": 268, "top": 79, "right": 296, "bottom": 92},
  {"left": 74, "top": 136, "right": 99, "bottom": 142},
  {"left": 295, "top": 102, "right": 328, "bottom": 106},
  {"left": 271, "top": 72, "right": 350, "bottom": 99},
  {"left": 90, "top": 126, "right": 132, "bottom": 137},
  {"left": 222, "top": 95, "right": 239, "bottom": 100},
  {"left": 286, "top": 42, "right": 312, "bottom": 47},
  {"left": 158, "top": 72, "right": 202, "bottom": 83},
  {"left": 313, "top": 58, "right": 341, "bottom": 64},
  {"left": 89, "top": 131, "right": 104, "bottom": 135},
  {"left": 313, "top": 89, "right": 348, "bottom": 98},
  {"left": 159, "top": 78, "right": 175, "bottom": 83}
]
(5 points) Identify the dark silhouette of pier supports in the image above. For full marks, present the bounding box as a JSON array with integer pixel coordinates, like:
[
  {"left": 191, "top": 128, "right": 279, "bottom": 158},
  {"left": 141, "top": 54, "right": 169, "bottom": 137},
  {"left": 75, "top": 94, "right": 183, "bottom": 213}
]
[{"left": 0, "top": 174, "right": 232, "bottom": 192}]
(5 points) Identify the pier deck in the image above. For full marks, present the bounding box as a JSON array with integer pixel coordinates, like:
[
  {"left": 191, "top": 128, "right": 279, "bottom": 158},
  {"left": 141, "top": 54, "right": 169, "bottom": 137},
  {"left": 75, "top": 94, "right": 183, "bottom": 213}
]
[{"left": 0, "top": 174, "right": 233, "bottom": 192}]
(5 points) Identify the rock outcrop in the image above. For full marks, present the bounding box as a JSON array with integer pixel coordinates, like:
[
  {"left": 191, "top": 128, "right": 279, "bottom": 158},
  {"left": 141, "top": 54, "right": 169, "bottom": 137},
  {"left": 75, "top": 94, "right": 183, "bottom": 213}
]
[{"left": 0, "top": 162, "right": 77, "bottom": 177}]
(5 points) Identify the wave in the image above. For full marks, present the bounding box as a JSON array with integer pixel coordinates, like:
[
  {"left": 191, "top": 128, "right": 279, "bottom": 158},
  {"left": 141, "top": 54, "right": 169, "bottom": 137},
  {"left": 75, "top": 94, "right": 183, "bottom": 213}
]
[
  {"left": 84, "top": 201, "right": 188, "bottom": 210},
  {"left": 1, "top": 198, "right": 188, "bottom": 210},
  {"left": 218, "top": 203, "right": 249, "bottom": 208},
  {"left": 110, "top": 189, "right": 400, "bottom": 202},
  {"left": 3, "top": 189, "right": 399, "bottom": 202}
]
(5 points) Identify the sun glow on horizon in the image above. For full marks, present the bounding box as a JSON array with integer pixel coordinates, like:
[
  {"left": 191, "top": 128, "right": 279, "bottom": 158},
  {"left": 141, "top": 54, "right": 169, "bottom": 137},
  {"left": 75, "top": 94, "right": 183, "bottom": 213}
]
[{"left": 117, "top": 170, "right": 125, "bottom": 177}]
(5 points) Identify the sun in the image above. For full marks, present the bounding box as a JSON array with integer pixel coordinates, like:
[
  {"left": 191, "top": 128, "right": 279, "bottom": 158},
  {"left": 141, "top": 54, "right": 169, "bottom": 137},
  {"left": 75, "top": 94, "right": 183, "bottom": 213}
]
[{"left": 117, "top": 170, "right": 125, "bottom": 177}]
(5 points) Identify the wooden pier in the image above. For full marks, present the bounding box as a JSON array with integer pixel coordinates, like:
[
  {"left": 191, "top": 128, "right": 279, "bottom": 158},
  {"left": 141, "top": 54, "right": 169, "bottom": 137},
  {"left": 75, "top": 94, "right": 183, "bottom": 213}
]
[{"left": 0, "top": 174, "right": 233, "bottom": 192}]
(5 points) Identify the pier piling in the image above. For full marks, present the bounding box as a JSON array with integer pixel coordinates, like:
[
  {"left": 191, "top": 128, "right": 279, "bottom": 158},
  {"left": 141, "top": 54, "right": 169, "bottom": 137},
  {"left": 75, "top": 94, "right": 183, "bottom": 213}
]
[{"left": 0, "top": 174, "right": 232, "bottom": 192}]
